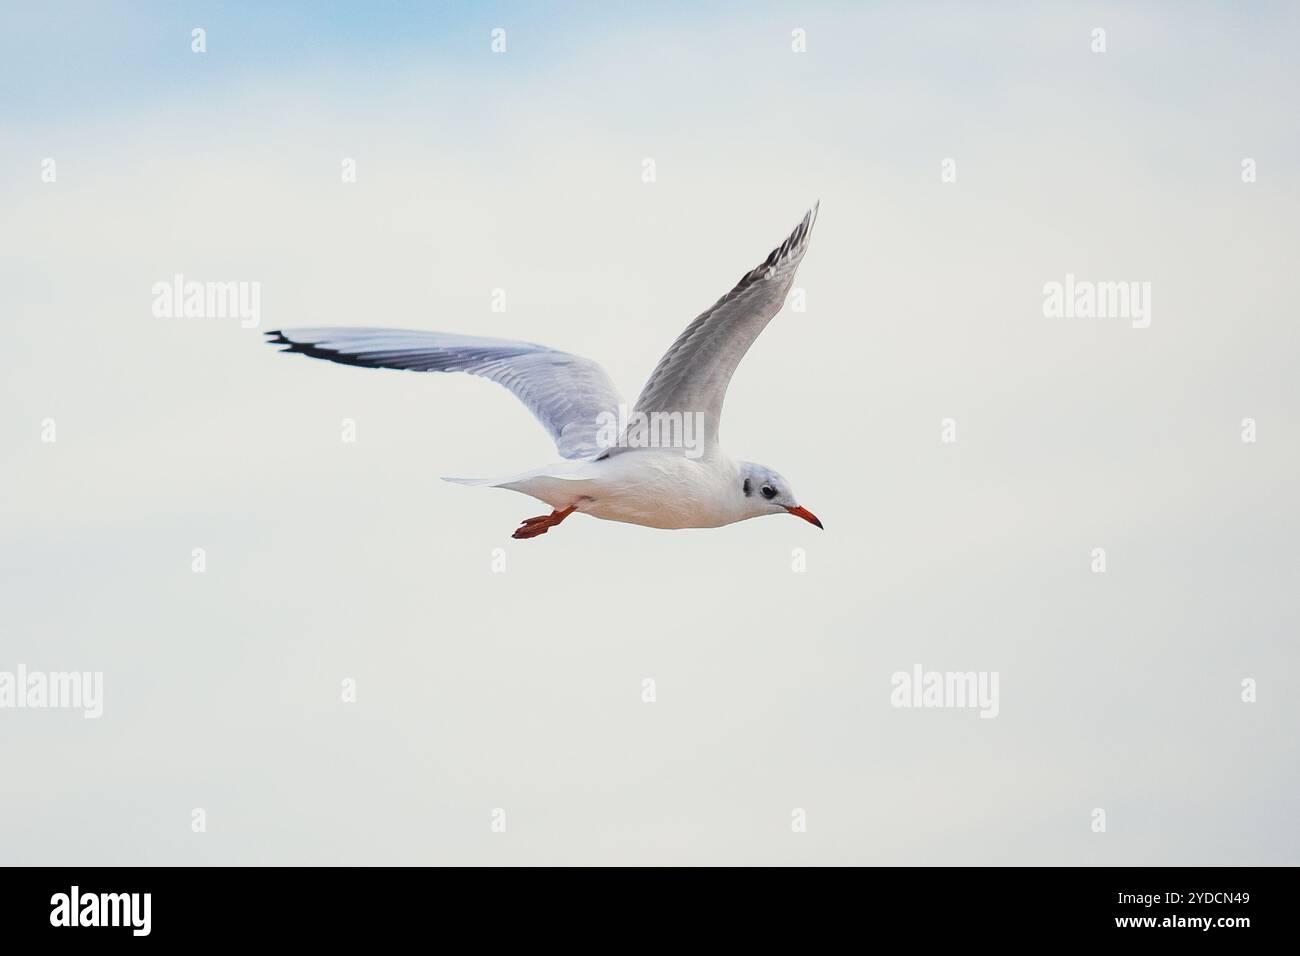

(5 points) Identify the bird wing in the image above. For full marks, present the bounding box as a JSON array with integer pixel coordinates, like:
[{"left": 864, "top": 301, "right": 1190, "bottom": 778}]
[
  {"left": 266, "top": 328, "right": 623, "bottom": 460},
  {"left": 624, "top": 203, "right": 818, "bottom": 453}
]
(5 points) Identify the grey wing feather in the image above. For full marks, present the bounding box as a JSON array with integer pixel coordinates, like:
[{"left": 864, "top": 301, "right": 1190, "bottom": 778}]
[
  {"left": 266, "top": 328, "right": 622, "bottom": 459},
  {"left": 627, "top": 203, "right": 818, "bottom": 452}
]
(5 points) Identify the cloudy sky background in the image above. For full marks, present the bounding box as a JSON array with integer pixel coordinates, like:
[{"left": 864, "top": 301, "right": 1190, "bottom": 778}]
[{"left": 1, "top": 1, "right": 1297, "bottom": 864}]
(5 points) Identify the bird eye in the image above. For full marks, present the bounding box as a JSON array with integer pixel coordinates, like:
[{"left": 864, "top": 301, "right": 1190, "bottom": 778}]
[{"left": 761, "top": 485, "right": 776, "bottom": 499}]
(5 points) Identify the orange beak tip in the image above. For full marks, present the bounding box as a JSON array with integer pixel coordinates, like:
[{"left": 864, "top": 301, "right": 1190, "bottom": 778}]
[{"left": 786, "top": 505, "right": 824, "bottom": 530}]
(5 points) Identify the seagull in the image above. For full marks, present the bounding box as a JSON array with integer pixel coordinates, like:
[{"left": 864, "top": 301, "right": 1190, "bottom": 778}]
[{"left": 267, "top": 204, "right": 823, "bottom": 539}]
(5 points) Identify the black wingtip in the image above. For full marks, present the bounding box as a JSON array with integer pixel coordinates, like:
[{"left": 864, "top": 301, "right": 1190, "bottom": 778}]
[{"left": 265, "top": 330, "right": 301, "bottom": 352}]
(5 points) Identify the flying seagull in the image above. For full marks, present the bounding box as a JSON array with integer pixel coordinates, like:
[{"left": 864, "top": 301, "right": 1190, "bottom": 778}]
[{"left": 267, "top": 204, "right": 823, "bottom": 539}]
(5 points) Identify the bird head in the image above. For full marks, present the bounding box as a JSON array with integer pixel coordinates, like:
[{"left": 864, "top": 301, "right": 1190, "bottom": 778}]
[{"left": 737, "top": 462, "right": 823, "bottom": 529}]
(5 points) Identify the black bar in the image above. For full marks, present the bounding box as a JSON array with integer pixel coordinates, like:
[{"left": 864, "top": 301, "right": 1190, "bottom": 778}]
[{"left": 0, "top": 866, "right": 1289, "bottom": 942}]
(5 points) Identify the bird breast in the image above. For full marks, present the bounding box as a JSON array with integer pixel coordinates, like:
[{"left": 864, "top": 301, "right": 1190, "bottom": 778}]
[{"left": 580, "top": 451, "right": 741, "bottom": 529}]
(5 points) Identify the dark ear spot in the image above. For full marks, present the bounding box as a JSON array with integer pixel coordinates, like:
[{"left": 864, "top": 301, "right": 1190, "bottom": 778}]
[{"left": 742, "top": 478, "right": 752, "bottom": 497}]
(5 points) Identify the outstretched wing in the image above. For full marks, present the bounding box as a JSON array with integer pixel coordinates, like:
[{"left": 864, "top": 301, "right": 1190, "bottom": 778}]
[
  {"left": 627, "top": 203, "right": 817, "bottom": 452},
  {"left": 266, "top": 328, "right": 623, "bottom": 460}
]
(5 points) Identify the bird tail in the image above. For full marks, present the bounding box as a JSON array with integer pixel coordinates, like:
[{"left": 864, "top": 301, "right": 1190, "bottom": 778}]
[
  {"left": 440, "top": 475, "right": 504, "bottom": 487},
  {"left": 442, "top": 462, "right": 598, "bottom": 490}
]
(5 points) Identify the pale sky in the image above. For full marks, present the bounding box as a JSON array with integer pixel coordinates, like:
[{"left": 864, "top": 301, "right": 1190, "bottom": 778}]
[{"left": 1, "top": 1, "right": 1297, "bottom": 864}]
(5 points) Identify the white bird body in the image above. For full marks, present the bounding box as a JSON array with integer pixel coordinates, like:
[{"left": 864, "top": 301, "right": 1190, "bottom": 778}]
[
  {"left": 451, "top": 449, "right": 747, "bottom": 530},
  {"left": 268, "top": 204, "right": 824, "bottom": 538}
]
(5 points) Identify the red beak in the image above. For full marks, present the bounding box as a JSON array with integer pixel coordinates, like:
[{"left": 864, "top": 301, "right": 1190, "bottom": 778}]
[{"left": 785, "top": 505, "right": 824, "bottom": 529}]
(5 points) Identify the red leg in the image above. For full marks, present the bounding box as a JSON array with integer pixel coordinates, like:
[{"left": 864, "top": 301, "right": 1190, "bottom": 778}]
[{"left": 511, "top": 505, "right": 576, "bottom": 540}]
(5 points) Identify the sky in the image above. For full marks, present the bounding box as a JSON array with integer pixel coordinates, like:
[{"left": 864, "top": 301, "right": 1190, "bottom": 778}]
[{"left": 1, "top": 1, "right": 1297, "bottom": 865}]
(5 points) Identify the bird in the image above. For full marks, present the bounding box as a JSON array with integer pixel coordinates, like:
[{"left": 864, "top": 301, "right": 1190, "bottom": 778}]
[{"left": 266, "top": 203, "right": 823, "bottom": 540}]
